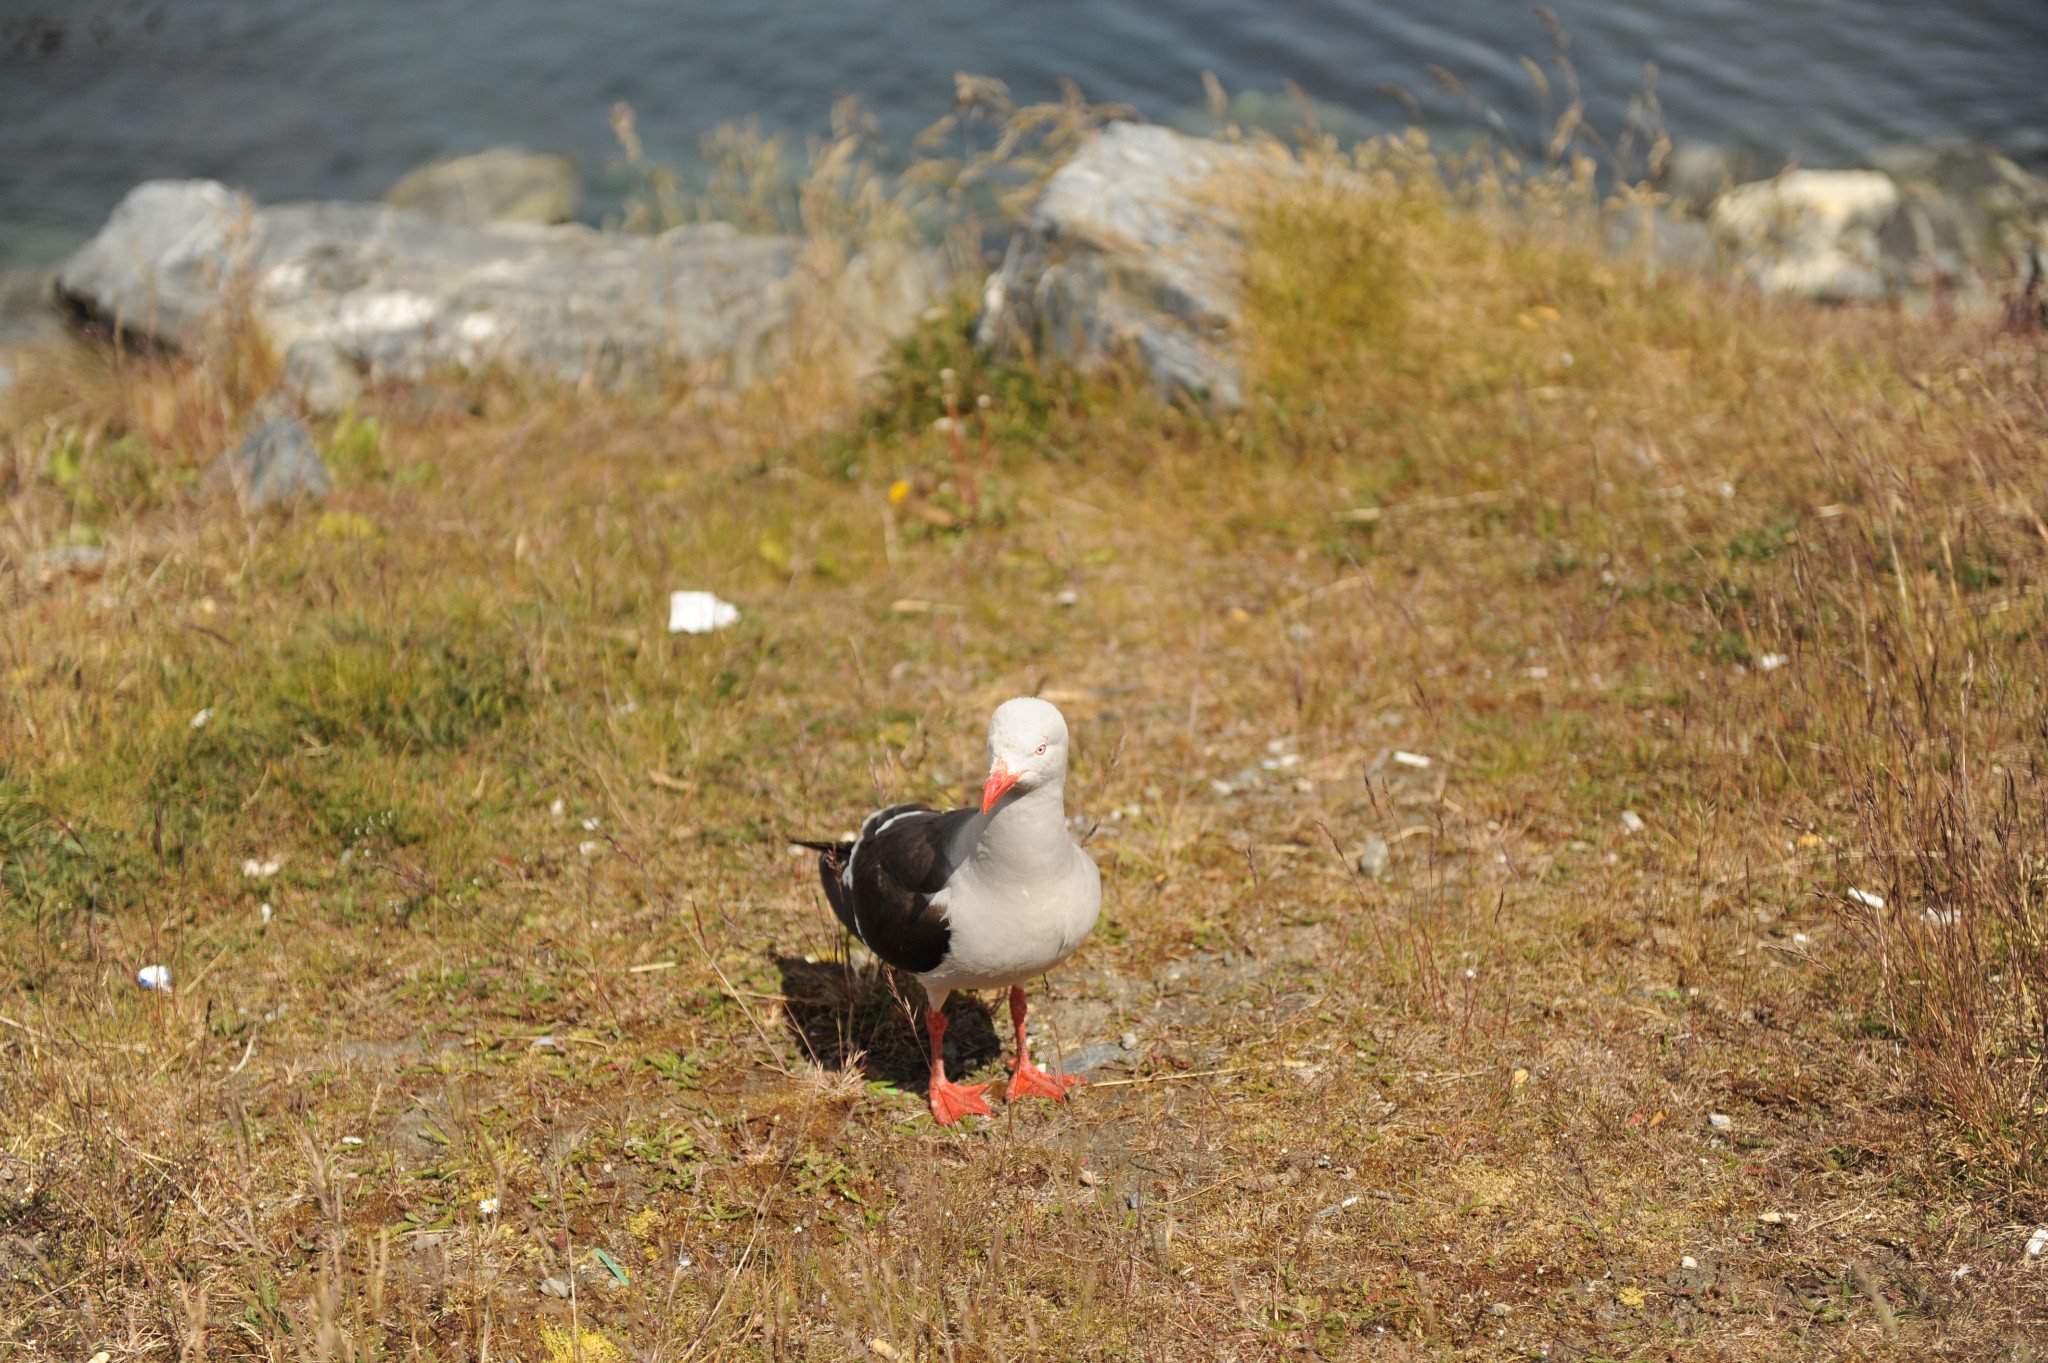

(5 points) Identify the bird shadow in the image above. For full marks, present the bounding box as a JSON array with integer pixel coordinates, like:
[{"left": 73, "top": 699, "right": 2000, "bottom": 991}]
[{"left": 771, "top": 952, "right": 1001, "bottom": 1093}]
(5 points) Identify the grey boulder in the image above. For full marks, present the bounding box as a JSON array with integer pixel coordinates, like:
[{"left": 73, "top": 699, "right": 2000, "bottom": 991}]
[
  {"left": 977, "top": 122, "right": 1278, "bottom": 409},
  {"left": 384, "top": 146, "right": 579, "bottom": 227},
  {"left": 1872, "top": 142, "right": 2048, "bottom": 290},
  {"left": 210, "top": 414, "right": 332, "bottom": 508},
  {"left": 57, "top": 180, "right": 943, "bottom": 409}
]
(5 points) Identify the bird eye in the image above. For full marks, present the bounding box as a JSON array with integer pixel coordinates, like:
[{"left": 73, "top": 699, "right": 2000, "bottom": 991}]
[{"left": 1035, "top": 743, "right": 1047, "bottom": 755}]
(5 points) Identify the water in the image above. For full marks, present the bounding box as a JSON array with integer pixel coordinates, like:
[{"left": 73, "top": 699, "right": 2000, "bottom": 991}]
[{"left": 2, "top": 0, "right": 2045, "bottom": 273}]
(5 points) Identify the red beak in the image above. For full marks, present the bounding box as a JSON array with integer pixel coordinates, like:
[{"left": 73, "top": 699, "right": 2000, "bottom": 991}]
[{"left": 981, "top": 764, "right": 1020, "bottom": 814}]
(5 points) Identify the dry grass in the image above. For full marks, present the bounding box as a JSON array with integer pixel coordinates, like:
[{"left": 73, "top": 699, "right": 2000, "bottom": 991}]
[{"left": 4, "top": 124, "right": 2048, "bottom": 1362}]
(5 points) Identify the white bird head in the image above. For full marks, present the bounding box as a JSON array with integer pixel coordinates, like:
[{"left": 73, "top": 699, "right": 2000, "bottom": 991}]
[{"left": 981, "top": 697, "right": 1072, "bottom": 812}]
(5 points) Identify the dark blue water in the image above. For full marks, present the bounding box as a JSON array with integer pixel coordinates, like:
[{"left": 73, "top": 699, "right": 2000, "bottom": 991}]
[{"left": 2, "top": 0, "right": 2045, "bottom": 271}]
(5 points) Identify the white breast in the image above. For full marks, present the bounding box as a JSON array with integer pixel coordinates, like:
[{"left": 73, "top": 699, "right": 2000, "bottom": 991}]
[{"left": 922, "top": 846, "right": 1101, "bottom": 994}]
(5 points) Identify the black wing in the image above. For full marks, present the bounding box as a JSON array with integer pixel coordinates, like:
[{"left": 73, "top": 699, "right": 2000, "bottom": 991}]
[{"left": 804, "top": 802, "right": 975, "bottom": 975}]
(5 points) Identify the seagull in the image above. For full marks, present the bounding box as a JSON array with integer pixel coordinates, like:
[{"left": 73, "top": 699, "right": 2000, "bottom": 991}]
[{"left": 802, "top": 697, "right": 1102, "bottom": 1124}]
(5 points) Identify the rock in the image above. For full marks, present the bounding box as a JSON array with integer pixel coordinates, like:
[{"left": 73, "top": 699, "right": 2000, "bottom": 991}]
[
  {"left": 977, "top": 122, "right": 1280, "bottom": 408},
  {"left": 1657, "top": 142, "right": 1746, "bottom": 214},
  {"left": 1710, "top": 170, "right": 1901, "bottom": 302},
  {"left": 1605, "top": 204, "right": 1719, "bottom": 281},
  {"left": 1870, "top": 142, "right": 2048, "bottom": 289},
  {"left": 281, "top": 339, "right": 361, "bottom": 415},
  {"left": 1059, "top": 1041, "right": 1135, "bottom": 1075},
  {"left": 0, "top": 267, "right": 60, "bottom": 350},
  {"left": 56, "top": 179, "right": 943, "bottom": 395},
  {"left": 1710, "top": 149, "right": 2048, "bottom": 304},
  {"left": 210, "top": 414, "right": 332, "bottom": 508},
  {"left": 385, "top": 146, "right": 579, "bottom": 226},
  {"left": 1665, "top": 1256, "right": 1716, "bottom": 1296},
  {"left": 1355, "top": 836, "right": 1391, "bottom": 880}
]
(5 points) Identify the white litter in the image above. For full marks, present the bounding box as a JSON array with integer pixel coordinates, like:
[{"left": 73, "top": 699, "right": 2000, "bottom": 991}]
[
  {"left": 668, "top": 590, "right": 740, "bottom": 634},
  {"left": 1757, "top": 653, "right": 1789, "bottom": 672},
  {"left": 581, "top": 817, "right": 601, "bottom": 831},
  {"left": 340, "top": 1136, "right": 365, "bottom": 1147},
  {"left": 241, "top": 857, "right": 282, "bottom": 879},
  {"left": 137, "top": 965, "right": 172, "bottom": 991},
  {"left": 1391, "top": 751, "right": 1432, "bottom": 769},
  {"left": 1847, "top": 888, "right": 1885, "bottom": 909},
  {"left": 2026, "top": 1227, "right": 2048, "bottom": 1258},
  {"left": 1620, "top": 810, "right": 1646, "bottom": 835},
  {"left": 1921, "top": 906, "right": 1960, "bottom": 927},
  {"left": 260, "top": 903, "right": 273, "bottom": 924},
  {"left": 189, "top": 708, "right": 214, "bottom": 729},
  {"left": 1681, "top": 1255, "right": 1699, "bottom": 1270},
  {"left": 578, "top": 840, "right": 603, "bottom": 856}
]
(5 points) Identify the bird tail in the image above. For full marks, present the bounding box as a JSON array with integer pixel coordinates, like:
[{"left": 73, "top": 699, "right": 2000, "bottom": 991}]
[{"left": 792, "top": 838, "right": 861, "bottom": 942}]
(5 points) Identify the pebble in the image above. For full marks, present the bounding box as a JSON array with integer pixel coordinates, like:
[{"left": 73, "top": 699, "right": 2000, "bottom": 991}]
[
  {"left": 2027, "top": 1227, "right": 2048, "bottom": 1258},
  {"left": 869, "top": 1340, "right": 900, "bottom": 1360},
  {"left": 1681, "top": 1255, "right": 1699, "bottom": 1270},
  {"left": 1708, "top": 1112, "right": 1733, "bottom": 1131},
  {"left": 1120, "top": 1032, "right": 1139, "bottom": 1051},
  {"left": 1079, "top": 1169, "right": 1101, "bottom": 1187},
  {"left": 1355, "top": 836, "right": 1391, "bottom": 879},
  {"left": 540, "top": 1276, "right": 571, "bottom": 1298},
  {"left": 1847, "top": 888, "right": 1885, "bottom": 909},
  {"left": 1620, "top": 810, "right": 1646, "bottom": 835}
]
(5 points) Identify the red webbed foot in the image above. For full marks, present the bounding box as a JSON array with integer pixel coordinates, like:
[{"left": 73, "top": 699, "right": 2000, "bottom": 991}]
[
  {"left": 1006, "top": 1055, "right": 1085, "bottom": 1103},
  {"left": 928, "top": 1076, "right": 993, "bottom": 1125}
]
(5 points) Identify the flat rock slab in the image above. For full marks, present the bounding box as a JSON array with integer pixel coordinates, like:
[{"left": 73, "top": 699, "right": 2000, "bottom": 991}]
[
  {"left": 57, "top": 179, "right": 941, "bottom": 407},
  {"left": 978, "top": 122, "right": 1280, "bottom": 409}
]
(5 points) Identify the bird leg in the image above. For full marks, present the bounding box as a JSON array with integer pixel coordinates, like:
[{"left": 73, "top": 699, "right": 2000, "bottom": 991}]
[
  {"left": 923, "top": 1006, "right": 990, "bottom": 1125},
  {"left": 1005, "top": 984, "right": 1084, "bottom": 1102}
]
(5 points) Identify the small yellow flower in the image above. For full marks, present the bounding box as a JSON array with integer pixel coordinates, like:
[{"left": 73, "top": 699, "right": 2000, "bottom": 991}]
[{"left": 887, "top": 479, "right": 911, "bottom": 506}]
